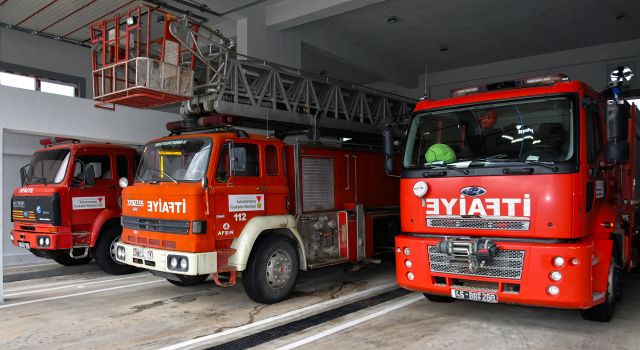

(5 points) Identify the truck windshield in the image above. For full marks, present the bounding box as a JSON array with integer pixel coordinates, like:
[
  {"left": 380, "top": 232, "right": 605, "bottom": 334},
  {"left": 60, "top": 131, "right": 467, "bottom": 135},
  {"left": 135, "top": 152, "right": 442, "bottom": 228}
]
[
  {"left": 403, "top": 97, "right": 575, "bottom": 168},
  {"left": 136, "top": 138, "right": 212, "bottom": 182},
  {"left": 25, "top": 149, "right": 71, "bottom": 184}
]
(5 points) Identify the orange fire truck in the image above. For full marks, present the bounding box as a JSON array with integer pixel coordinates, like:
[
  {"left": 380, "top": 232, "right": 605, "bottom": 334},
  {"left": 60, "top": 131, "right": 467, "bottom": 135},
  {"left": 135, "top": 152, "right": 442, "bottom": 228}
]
[
  {"left": 113, "top": 116, "right": 399, "bottom": 303},
  {"left": 386, "top": 73, "right": 639, "bottom": 321},
  {"left": 10, "top": 138, "right": 138, "bottom": 274}
]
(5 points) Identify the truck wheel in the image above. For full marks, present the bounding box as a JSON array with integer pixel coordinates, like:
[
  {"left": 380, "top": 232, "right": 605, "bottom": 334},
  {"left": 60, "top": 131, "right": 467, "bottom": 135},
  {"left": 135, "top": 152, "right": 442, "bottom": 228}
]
[
  {"left": 581, "top": 259, "right": 620, "bottom": 322},
  {"left": 166, "top": 274, "right": 209, "bottom": 287},
  {"left": 423, "top": 293, "right": 455, "bottom": 303},
  {"left": 94, "top": 225, "right": 138, "bottom": 275},
  {"left": 243, "top": 235, "right": 299, "bottom": 304},
  {"left": 52, "top": 253, "right": 92, "bottom": 266}
]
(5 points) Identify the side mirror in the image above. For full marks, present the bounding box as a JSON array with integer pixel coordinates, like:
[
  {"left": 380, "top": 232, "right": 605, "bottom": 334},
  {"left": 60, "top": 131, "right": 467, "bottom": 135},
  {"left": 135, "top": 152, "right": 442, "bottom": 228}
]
[
  {"left": 606, "top": 101, "right": 631, "bottom": 163},
  {"left": 19, "top": 164, "right": 29, "bottom": 186},
  {"left": 383, "top": 125, "right": 395, "bottom": 173},
  {"left": 85, "top": 163, "right": 96, "bottom": 187}
]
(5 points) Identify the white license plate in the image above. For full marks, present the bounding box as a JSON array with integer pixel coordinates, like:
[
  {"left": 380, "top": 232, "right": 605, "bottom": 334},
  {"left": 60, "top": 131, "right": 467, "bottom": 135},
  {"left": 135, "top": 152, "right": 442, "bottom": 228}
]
[
  {"left": 451, "top": 289, "right": 498, "bottom": 303},
  {"left": 133, "top": 247, "right": 153, "bottom": 260}
]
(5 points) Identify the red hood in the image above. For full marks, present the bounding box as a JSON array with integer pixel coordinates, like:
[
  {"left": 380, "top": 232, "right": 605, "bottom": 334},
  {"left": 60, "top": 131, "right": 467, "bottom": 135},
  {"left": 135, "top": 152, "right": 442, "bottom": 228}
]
[{"left": 401, "top": 174, "right": 574, "bottom": 239}]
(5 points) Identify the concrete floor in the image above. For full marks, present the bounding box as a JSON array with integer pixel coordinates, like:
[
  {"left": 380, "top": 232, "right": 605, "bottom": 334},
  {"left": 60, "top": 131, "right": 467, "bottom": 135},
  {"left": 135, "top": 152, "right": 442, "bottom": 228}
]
[{"left": 1, "top": 258, "right": 639, "bottom": 350}]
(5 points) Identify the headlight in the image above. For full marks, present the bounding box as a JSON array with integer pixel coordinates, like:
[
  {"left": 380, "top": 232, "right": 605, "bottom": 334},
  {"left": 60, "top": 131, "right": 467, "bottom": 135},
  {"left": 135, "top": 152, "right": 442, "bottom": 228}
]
[
  {"left": 116, "top": 246, "right": 126, "bottom": 260},
  {"left": 547, "top": 285, "right": 560, "bottom": 296},
  {"left": 180, "top": 257, "right": 188, "bottom": 270},
  {"left": 170, "top": 256, "right": 178, "bottom": 269},
  {"left": 38, "top": 237, "right": 45, "bottom": 246},
  {"left": 407, "top": 272, "right": 415, "bottom": 281},
  {"left": 44, "top": 237, "right": 50, "bottom": 246},
  {"left": 550, "top": 271, "right": 562, "bottom": 281},
  {"left": 552, "top": 256, "right": 565, "bottom": 267},
  {"left": 403, "top": 247, "right": 411, "bottom": 256},
  {"left": 119, "top": 177, "right": 129, "bottom": 188},
  {"left": 405, "top": 260, "right": 413, "bottom": 269}
]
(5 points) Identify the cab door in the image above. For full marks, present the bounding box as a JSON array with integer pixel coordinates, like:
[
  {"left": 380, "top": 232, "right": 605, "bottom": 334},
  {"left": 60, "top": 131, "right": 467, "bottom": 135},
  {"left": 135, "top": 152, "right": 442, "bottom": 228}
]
[
  {"left": 69, "top": 152, "right": 117, "bottom": 230},
  {"left": 212, "top": 141, "right": 266, "bottom": 239}
]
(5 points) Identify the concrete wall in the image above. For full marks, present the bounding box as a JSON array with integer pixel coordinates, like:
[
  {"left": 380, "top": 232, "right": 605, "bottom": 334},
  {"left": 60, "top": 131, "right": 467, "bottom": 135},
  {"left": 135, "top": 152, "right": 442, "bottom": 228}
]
[
  {"left": 0, "top": 27, "right": 92, "bottom": 98},
  {"left": 366, "top": 38, "right": 640, "bottom": 100}
]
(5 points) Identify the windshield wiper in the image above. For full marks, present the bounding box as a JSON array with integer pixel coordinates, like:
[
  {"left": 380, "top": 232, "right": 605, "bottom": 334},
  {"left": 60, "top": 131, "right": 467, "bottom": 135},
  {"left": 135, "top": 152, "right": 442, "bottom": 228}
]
[
  {"left": 425, "top": 163, "right": 469, "bottom": 175},
  {"left": 523, "top": 160, "right": 559, "bottom": 172},
  {"left": 152, "top": 169, "right": 178, "bottom": 183}
]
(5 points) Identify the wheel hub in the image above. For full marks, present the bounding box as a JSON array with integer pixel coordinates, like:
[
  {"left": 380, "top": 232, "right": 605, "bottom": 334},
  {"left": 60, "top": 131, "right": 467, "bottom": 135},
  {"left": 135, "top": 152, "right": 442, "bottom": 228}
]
[{"left": 266, "top": 249, "right": 293, "bottom": 289}]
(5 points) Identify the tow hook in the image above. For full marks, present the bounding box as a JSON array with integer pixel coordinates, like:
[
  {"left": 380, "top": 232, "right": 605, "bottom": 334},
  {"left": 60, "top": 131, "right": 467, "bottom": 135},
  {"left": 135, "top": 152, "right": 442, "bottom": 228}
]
[{"left": 436, "top": 238, "right": 500, "bottom": 272}]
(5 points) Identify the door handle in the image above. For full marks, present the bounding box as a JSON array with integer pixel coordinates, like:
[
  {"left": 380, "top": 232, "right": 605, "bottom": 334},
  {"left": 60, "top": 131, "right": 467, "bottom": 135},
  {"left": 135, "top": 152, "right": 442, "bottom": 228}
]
[{"left": 257, "top": 186, "right": 267, "bottom": 190}]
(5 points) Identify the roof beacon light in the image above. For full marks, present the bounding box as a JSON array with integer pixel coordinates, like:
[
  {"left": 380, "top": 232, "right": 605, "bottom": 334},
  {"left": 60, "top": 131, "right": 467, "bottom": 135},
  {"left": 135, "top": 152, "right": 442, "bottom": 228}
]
[
  {"left": 451, "top": 74, "right": 569, "bottom": 97},
  {"left": 166, "top": 114, "right": 236, "bottom": 133},
  {"left": 39, "top": 137, "right": 77, "bottom": 146}
]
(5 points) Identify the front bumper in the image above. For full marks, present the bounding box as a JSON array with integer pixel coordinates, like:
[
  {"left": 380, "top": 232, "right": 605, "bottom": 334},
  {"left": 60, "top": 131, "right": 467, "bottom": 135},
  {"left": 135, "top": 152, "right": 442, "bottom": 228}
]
[
  {"left": 11, "top": 228, "right": 73, "bottom": 250},
  {"left": 115, "top": 242, "right": 217, "bottom": 275},
  {"left": 396, "top": 234, "right": 602, "bottom": 309}
]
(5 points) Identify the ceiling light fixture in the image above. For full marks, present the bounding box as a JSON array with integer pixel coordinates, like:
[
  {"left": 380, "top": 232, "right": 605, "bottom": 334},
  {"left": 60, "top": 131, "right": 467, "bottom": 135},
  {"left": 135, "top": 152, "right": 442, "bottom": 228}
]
[{"left": 387, "top": 16, "right": 398, "bottom": 24}]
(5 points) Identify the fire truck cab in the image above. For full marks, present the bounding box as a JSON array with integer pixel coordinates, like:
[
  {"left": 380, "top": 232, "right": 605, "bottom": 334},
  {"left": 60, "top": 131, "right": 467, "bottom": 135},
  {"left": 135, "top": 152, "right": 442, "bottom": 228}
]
[
  {"left": 10, "top": 139, "right": 139, "bottom": 274},
  {"left": 114, "top": 116, "right": 399, "bottom": 303},
  {"left": 386, "top": 74, "right": 639, "bottom": 322}
]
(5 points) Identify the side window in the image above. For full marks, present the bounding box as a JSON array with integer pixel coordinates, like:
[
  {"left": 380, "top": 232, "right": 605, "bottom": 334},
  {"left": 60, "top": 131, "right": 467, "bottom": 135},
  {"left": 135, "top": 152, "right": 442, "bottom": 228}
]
[
  {"left": 216, "top": 143, "right": 260, "bottom": 182},
  {"left": 117, "top": 156, "right": 128, "bottom": 178},
  {"left": 586, "top": 104, "right": 602, "bottom": 164},
  {"left": 75, "top": 155, "right": 112, "bottom": 180},
  {"left": 266, "top": 145, "right": 278, "bottom": 176}
]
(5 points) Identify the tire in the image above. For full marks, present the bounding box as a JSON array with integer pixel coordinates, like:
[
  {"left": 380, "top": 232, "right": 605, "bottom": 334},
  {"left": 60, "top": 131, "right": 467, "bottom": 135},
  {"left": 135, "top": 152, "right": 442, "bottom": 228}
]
[
  {"left": 166, "top": 274, "right": 209, "bottom": 286},
  {"left": 52, "top": 252, "right": 93, "bottom": 266},
  {"left": 581, "top": 259, "right": 620, "bottom": 322},
  {"left": 94, "top": 225, "right": 138, "bottom": 275},
  {"left": 423, "top": 293, "right": 455, "bottom": 303},
  {"left": 243, "top": 235, "right": 299, "bottom": 304}
]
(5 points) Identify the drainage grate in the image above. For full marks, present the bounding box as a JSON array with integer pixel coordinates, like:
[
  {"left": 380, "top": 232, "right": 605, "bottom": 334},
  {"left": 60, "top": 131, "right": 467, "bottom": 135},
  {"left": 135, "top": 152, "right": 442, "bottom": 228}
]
[{"left": 207, "top": 288, "right": 409, "bottom": 350}]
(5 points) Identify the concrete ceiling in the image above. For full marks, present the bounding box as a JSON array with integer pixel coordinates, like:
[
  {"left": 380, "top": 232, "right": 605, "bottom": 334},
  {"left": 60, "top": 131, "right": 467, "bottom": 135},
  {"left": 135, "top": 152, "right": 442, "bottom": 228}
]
[{"left": 291, "top": 0, "right": 640, "bottom": 83}]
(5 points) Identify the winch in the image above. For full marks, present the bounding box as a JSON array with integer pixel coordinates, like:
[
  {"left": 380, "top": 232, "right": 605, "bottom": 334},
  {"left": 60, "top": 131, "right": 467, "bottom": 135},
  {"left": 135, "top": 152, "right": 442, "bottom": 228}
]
[{"left": 435, "top": 237, "right": 500, "bottom": 272}]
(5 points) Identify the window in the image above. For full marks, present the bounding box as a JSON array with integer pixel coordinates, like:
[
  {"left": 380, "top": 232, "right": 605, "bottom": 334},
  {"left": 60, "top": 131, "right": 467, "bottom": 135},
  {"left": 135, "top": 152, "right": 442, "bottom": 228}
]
[
  {"left": 266, "top": 145, "right": 278, "bottom": 176},
  {"left": 75, "top": 155, "right": 112, "bottom": 180},
  {"left": 0, "top": 72, "right": 35, "bottom": 90},
  {"left": 0, "top": 70, "right": 79, "bottom": 97},
  {"left": 585, "top": 104, "right": 603, "bottom": 164},
  {"left": 216, "top": 143, "right": 260, "bottom": 182},
  {"left": 117, "top": 156, "right": 129, "bottom": 178}
]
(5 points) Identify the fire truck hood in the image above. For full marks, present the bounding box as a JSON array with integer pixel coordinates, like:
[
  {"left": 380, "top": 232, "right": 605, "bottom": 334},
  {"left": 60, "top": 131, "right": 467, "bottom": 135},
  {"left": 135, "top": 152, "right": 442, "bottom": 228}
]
[
  {"left": 121, "top": 183, "right": 206, "bottom": 220},
  {"left": 401, "top": 174, "right": 574, "bottom": 239},
  {"left": 11, "top": 186, "right": 63, "bottom": 225}
]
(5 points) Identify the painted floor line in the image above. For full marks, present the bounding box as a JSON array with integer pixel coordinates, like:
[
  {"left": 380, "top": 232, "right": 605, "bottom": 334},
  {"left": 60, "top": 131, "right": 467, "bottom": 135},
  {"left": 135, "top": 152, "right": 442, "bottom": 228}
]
[
  {"left": 0, "top": 280, "right": 164, "bottom": 309},
  {"left": 5, "top": 274, "right": 154, "bottom": 297},
  {"left": 276, "top": 293, "right": 424, "bottom": 350},
  {"left": 160, "top": 281, "right": 397, "bottom": 350},
  {"left": 4, "top": 272, "right": 148, "bottom": 293},
  {"left": 3, "top": 262, "right": 59, "bottom": 270}
]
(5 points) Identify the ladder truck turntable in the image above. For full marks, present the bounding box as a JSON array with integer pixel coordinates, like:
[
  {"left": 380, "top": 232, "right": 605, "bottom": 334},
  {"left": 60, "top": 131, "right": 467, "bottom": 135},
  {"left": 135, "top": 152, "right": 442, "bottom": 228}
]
[
  {"left": 10, "top": 138, "right": 139, "bottom": 274},
  {"left": 89, "top": 5, "right": 409, "bottom": 303},
  {"left": 385, "top": 72, "right": 639, "bottom": 322}
]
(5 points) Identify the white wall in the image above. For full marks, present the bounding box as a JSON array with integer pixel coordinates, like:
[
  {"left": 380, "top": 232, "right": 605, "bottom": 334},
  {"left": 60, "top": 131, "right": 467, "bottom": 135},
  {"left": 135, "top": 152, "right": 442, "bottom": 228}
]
[
  {"left": 366, "top": 38, "right": 640, "bottom": 100},
  {"left": 0, "top": 27, "right": 92, "bottom": 98},
  {"left": 3, "top": 133, "right": 46, "bottom": 266}
]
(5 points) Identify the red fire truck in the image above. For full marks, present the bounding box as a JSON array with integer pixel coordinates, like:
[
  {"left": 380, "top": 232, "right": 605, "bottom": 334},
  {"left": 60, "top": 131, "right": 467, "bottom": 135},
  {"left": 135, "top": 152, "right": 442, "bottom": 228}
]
[
  {"left": 386, "top": 74, "right": 639, "bottom": 321},
  {"left": 113, "top": 116, "right": 399, "bottom": 303},
  {"left": 10, "top": 138, "right": 139, "bottom": 275}
]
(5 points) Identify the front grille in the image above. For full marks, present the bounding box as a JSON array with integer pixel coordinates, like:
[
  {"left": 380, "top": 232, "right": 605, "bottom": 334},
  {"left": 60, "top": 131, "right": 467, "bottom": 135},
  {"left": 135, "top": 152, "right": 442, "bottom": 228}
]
[
  {"left": 122, "top": 216, "right": 189, "bottom": 234},
  {"left": 427, "top": 217, "right": 530, "bottom": 231},
  {"left": 428, "top": 246, "right": 525, "bottom": 280}
]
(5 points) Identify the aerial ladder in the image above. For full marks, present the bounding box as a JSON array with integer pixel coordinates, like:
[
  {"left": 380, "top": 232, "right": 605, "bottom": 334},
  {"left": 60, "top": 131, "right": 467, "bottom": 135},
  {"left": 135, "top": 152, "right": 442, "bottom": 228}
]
[{"left": 90, "top": 5, "right": 415, "bottom": 138}]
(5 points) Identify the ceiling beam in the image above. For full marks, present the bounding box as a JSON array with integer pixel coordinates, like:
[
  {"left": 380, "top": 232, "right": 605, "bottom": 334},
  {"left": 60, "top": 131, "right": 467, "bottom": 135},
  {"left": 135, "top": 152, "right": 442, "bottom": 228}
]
[{"left": 267, "top": 0, "right": 386, "bottom": 30}]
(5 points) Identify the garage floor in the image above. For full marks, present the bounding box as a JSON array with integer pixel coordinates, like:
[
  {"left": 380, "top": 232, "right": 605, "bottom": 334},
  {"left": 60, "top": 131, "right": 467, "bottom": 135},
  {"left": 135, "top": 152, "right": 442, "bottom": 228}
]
[{"left": 2, "top": 258, "right": 639, "bottom": 350}]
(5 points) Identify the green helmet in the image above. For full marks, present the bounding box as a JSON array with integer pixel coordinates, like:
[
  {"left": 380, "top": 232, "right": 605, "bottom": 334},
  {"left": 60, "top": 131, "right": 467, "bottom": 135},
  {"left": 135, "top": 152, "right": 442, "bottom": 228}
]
[{"left": 425, "top": 143, "right": 457, "bottom": 164}]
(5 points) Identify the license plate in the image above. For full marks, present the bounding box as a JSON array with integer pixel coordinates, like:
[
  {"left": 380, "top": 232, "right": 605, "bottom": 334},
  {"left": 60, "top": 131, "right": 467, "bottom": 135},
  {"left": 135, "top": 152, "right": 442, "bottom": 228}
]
[
  {"left": 133, "top": 247, "right": 153, "bottom": 260},
  {"left": 451, "top": 289, "right": 498, "bottom": 303}
]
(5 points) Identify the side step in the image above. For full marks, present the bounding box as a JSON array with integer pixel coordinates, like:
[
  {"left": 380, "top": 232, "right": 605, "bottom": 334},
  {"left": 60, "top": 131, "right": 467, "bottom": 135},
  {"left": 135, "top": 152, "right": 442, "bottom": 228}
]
[
  {"left": 69, "top": 231, "right": 90, "bottom": 259},
  {"left": 213, "top": 248, "right": 237, "bottom": 287}
]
